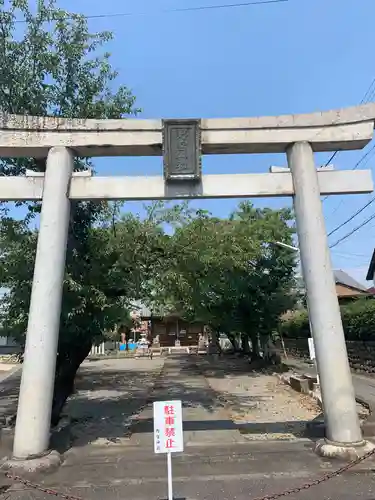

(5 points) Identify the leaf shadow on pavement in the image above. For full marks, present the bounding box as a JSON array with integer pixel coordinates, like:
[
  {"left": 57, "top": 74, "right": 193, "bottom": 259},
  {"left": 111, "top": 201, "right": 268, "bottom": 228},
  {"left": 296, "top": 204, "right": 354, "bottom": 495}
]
[
  {"left": 51, "top": 355, "right": 321, "bottom": 454},
  {"left": 0, "top": 372, "right": 21, "bottom": 424}
]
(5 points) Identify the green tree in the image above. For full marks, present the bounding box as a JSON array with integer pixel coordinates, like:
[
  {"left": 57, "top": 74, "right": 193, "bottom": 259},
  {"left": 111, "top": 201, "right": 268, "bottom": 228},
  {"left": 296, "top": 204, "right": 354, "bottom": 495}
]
[
  {"left": 0, "top": 204, "right": 174, "bottom": 422},
  {"left": 0, "top": 0, "right": 140, "bottom": 423},
  {"left": 156, "top": 202, "right": 297, "bottom": 358},
  {"left": 229, "top": 203, "right": 297, "bottom": 357}
]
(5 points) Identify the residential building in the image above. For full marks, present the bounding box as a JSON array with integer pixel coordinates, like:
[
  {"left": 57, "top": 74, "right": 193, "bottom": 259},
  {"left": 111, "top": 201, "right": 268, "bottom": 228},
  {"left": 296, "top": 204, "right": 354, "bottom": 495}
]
[
  {"left": 131, "top": 301, "right": 204, "bottom": 348},
  {"left": 333, "top": 269, "right": 370, "bottom": 304},
  {"left": 296, "top": 270, "right": 369, "bottom": 305}
]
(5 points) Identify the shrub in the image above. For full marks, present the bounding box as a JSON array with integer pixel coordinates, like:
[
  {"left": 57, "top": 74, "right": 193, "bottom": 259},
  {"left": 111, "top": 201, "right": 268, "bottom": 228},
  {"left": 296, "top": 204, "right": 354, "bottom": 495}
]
[
  {"left": 341, "top": 299, "right": 375, "bottom": 341},
  {"left": 279, "top": 310, "right": 310, "bottom": 338},
  {"left": 280, "top": 298, "right": 375, "bottom": 341}
]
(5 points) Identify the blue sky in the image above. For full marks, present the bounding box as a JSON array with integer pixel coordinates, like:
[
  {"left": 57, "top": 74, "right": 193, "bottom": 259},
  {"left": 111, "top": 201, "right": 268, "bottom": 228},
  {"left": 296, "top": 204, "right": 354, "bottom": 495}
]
[{"left": 26, "top": 0, "right": 375, "bottom": 284}]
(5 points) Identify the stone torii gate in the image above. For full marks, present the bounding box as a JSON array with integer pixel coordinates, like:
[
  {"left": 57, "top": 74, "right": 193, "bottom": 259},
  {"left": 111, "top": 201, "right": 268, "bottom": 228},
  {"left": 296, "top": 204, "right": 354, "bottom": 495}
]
[{"left": 3, "top": 104, "right": 375, "bottom": 469}]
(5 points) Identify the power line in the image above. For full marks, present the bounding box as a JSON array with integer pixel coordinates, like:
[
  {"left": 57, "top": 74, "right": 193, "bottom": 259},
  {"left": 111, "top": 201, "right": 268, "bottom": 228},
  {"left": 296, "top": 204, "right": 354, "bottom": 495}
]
[
  {"left": 352, "top": 142, "right": 375, "bottom": 171},
  {"left": 322, "top": 77, "right": 375, "bottom": 240},
  {"left": 326, "top": 142, "right": 375, "bottom": 218},
  {"left": 329, "top": 212, "right": 375, "bottom": 249},
  {"left": 321, "top": 77, "right": 375, "bottom": 203},
  {"left": 325, "top": 142, "right": 375, "bottom": 238},
  {"left": 361, "top": 76, "right": 375, "bottom": 104},
  {"left": 13, "top": 0, "right": 288, "bottom": 22},
  {"left": 321, "top": 142, "right": 375, "bottom": 204},
  {"left": 327, "top": 199, "right": 375, "bottom": 238},
  {"left": 325, "top": 148, "right": 375, "bottom": 245},
  {"left": 331, "top": 249, "right": 370, "bottom": 258},
  {"left": 323, "top": 151, "right": 339, "bottom": 169}
]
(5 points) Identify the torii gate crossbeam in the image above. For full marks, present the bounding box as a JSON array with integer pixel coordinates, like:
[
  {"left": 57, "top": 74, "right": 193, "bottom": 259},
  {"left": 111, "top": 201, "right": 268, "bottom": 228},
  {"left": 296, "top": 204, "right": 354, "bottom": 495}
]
[{"left": 0, "top": 168, "right": 371, "bottom": 201}]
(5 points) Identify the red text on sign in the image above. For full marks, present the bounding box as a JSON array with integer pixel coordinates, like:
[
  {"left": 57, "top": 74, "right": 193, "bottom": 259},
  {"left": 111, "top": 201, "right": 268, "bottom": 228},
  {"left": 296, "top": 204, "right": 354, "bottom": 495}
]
[
  {"left": 165, "top": 438, "right": 175, "bottom": 449},
  {"left": 164, "top": 405, "right": 175, "bottom": 416},
  {"left": 165, "top": 427, "right": 175, "bottom": 438}
]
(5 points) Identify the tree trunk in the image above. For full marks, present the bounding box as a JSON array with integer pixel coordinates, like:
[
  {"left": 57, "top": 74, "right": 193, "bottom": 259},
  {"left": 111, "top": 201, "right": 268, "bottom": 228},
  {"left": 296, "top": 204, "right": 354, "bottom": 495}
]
[
  {"left": 227, "top": 332, "right": 240, "bottom": 352},
  {"left": 240, "top": 333, "right": 251, "bottom": 355},
  {"left": 249, "top": 332, "right": 260, "bottom": 359},
  {"left": 51, "top": 338, "right": 92, "bottom": 426},
  {"left": 262, "top": 335, "right": 282, "bottom": 365},
  {"left": 210, "top": 329, "right": 222, "bottom": 355},
  {"left": 260, "top": 335, "right": 269, "bottom": 359}
]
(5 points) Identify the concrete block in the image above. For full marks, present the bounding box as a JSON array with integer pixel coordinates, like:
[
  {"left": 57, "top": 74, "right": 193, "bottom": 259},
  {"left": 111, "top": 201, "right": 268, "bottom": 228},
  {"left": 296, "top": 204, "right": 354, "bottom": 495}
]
[
  {"left": 303, "top": 373, "right": 318, "bottom": 390},
  {"left": 289, "top": 375, "right": 310, "bottom": 394}
]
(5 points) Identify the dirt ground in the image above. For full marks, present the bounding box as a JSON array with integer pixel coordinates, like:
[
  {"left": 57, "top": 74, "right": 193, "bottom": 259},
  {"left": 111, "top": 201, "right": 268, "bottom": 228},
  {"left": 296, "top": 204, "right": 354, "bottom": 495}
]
[{"left": 200, "top": 356, "right": 321, "bottom": 440}]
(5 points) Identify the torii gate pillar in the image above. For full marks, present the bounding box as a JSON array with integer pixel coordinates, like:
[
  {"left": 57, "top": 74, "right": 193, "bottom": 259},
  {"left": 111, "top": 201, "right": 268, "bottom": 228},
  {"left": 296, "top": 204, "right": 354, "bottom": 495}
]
[
  {"left": 287, "top": 142, "right": 372, "bottom": 459},
  {"left": 13, "top": 147, "right": 73, "bottom": 466}
]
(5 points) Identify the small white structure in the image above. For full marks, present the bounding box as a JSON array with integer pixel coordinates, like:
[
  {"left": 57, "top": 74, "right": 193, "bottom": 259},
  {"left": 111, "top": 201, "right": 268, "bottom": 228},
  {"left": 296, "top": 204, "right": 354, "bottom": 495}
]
[
  {"left": 366, "top": 249, "right": 375, "bottom": 287},
  {"left": 89, "top": 343, "right": 105, "bottom": 356}
]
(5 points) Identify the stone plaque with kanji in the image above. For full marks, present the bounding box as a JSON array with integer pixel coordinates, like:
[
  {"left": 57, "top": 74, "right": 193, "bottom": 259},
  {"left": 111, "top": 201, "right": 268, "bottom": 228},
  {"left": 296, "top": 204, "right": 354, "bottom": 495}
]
[{"left": 163, "top": 119, "right": 201, "bottom": 181}]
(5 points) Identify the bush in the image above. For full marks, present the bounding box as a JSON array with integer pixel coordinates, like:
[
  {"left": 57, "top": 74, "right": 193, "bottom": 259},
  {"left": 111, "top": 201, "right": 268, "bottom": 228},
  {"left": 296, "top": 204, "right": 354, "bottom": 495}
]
[
  {"left": 279, "top": 310, "right": 310, "bottom": 339},
  {"left": 280, "top": 298, "right": 375, "bottom": 341},
  {"left": 341, "top": 299, "right": 375, "bottom": 341}
]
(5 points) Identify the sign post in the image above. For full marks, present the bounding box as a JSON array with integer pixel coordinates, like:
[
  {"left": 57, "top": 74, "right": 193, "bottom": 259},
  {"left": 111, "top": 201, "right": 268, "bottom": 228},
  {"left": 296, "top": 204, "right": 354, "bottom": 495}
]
[
  {"left": 153, "top": 400, "right": 184, "bottom": 500},
  {"left": 308, "top": 336, "right": 319, "bottom": 385},
  {"left": 167, "top": 451, "right": 173, "bottom": 500}
]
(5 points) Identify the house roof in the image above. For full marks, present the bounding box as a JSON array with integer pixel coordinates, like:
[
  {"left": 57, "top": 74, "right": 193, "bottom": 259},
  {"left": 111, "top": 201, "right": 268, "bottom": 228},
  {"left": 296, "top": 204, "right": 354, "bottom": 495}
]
[
  {"left": 366, "top": 249, "right": 375, "bottom": 281},
  {"left": 296, "top": 270, "right": 368, "bottom": 293},
  {"left": 333, "top": 269, "right": 368, "bottom": 292}
]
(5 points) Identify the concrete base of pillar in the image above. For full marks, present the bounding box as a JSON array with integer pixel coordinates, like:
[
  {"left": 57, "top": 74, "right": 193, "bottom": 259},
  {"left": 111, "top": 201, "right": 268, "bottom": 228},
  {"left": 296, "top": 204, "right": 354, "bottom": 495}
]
[
  {"left": 315, "top": 438, "right": 375, "bottom": 461},
  {"left": 2, "top": 450, "right": 62, "bottom": 474}
]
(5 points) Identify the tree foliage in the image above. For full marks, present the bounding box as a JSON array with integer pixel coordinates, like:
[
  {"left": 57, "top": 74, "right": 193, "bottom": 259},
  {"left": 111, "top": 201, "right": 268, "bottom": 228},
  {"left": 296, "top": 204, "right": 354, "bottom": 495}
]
[
  {"left": 0, "top": 0, "right": 140, "bottom": 422},
  {"left": 280, "top": 298, "right": 375, "bottom": 341},
  {"left": 152, "top": 201, "right": 298, "bottom": 356}
]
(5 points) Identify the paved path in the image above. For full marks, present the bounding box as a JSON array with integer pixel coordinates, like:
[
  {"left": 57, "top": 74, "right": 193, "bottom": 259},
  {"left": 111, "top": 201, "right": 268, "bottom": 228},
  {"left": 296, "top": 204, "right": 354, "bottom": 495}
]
[
  {"left": 61, "top": 357, "right": 165, "bottom": 448},
  {"left": 4, "top": 439, "right": 375, "bottom": 499},
  {"left": 129, "top": 355, "right": 249, "bottom": 448},
  {"left": 284, "top": 357, "right": 375, "bottom": 410},
  {"left": 3, "top": 356, "right": 375, "bottom": 499},
  {"left": 65, "top": 451, "right": 375, "bottom": 500},
  {"left": 0, "top": 365, "right": 21, "bottom": 421}
]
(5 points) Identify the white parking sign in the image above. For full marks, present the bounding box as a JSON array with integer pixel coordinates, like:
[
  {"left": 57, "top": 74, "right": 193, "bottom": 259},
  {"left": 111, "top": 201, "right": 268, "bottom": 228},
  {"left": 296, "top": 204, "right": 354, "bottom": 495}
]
[{"left": 153, "top": 400, "right": 184, "bottom": 454}]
